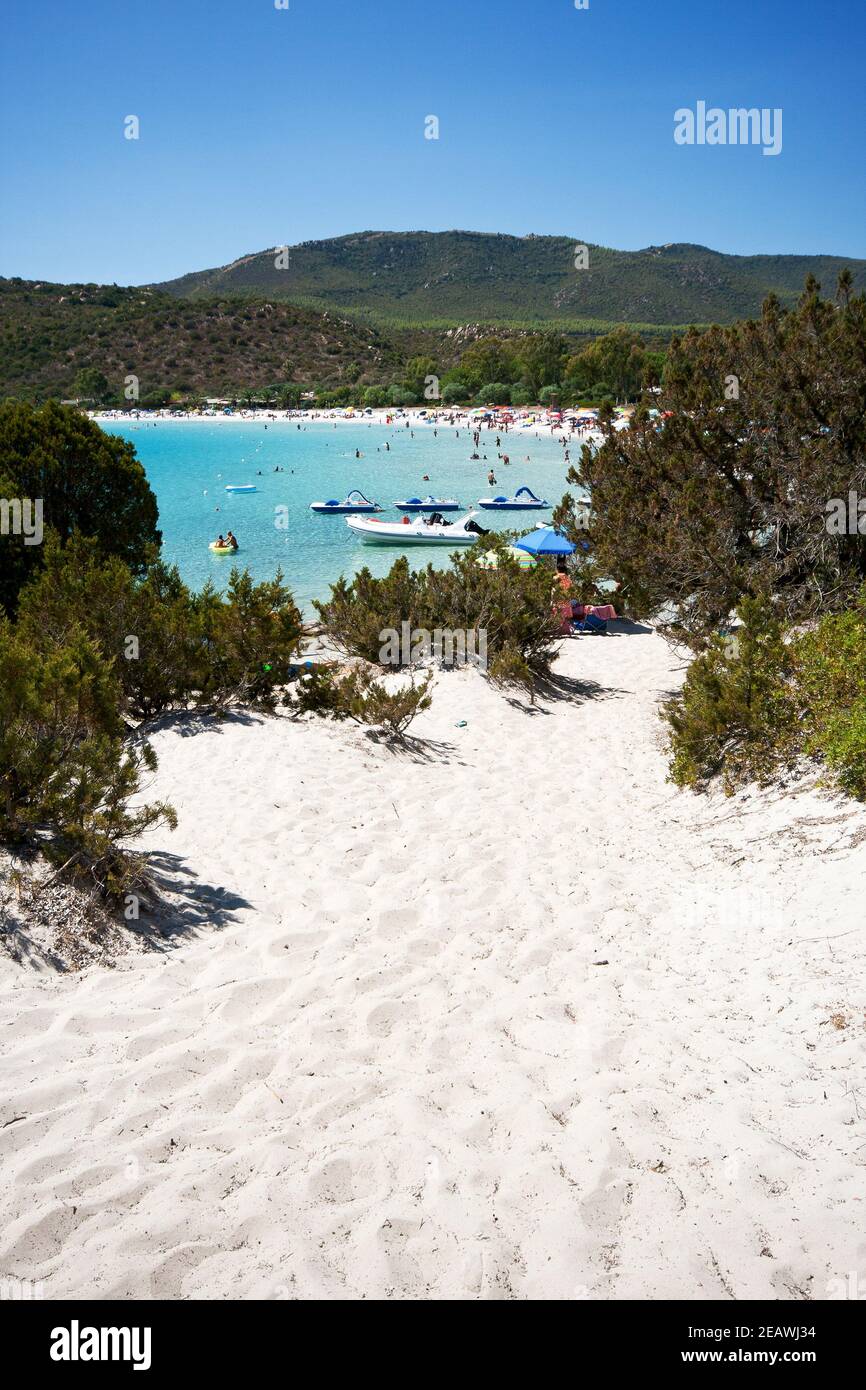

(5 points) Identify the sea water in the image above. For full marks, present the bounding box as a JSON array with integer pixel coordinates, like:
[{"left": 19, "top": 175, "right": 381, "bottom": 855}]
[{"left": 99, "top": 419, "right": 577, "bottom": 613}]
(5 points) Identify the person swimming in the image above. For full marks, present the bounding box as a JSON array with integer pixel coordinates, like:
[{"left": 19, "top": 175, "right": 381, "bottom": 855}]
[{"left": 225, "top": 530, "right": 238, "bottom": 550}]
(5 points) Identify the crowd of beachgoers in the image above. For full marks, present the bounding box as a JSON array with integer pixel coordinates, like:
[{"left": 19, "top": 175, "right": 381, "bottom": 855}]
[{"left": 91, "top": 402, "right": 633, "bottom": 444}]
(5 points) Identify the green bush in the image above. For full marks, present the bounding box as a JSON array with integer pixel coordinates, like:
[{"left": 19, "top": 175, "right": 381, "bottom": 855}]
[
  {"left": 294, "top": 664, "right": 433, "bottom": 740},
  {"left": 1, "top": 535, "right": 303, "bottom": 903},
  {"left": 509, "top": 385, "right": 533, "bottom": 407},
  {"left": 0, "top": 616, "right": 176, "bottom": 897},
  {"left": 386, "top": 385, "right": 418, "bottom": 407},
  {"left": 792, "top": 598, "right": 866, "bottom": 798},
  {"left": 196, "top": 568, "right": 303, "bottom": 710},
  {"left": 475, "top": 383, "right": 511, "bottom": 406},
  {"left": 0, "top": 400, "right": 160, "bottom": 614},
  {"left": 664, "top": 590, "right": 866, "bottom": 800},
  {"left": 16, "top": 537, "right": 205, "bottom": 719},
  {"left": 315, "top": 542, "right": 562, "bottom": 691},
  {"left": 15, "top": 539, "right": 303, "bottom": 717},
  {"left": 564, "top": 277, "right": 866, "bottom": 648},
  {"left": 663, "top": 597, "right": 796, "bottom": 793}
]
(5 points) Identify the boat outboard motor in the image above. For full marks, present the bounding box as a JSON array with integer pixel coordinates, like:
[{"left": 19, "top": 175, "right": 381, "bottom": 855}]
[{"left": 465, "top": 519, "right": 489, "bottom": 535}]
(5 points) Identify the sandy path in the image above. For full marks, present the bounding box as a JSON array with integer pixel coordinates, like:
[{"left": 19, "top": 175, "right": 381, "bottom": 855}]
[{"left": 1, "top": 627, "right": 864, "bottom": 1300}]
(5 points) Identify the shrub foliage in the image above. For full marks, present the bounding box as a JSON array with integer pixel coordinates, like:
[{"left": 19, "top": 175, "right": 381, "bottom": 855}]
[
  {"left": 558, "top": 276, "right": 866, "bottom": 646},
  {"left": 314, "top": 540, "right": 562, "bottom": 691},
  {"left": 664, "top": 591, "right": 866, "bottom": 799},
  {"left": 0, "top": 401, "right": 161, "bottom": 613}
]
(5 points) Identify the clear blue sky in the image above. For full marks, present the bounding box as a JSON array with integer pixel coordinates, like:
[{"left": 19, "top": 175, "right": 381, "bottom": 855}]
[{"left": 1, "top": 0, "right": 863, "bottom": 284}]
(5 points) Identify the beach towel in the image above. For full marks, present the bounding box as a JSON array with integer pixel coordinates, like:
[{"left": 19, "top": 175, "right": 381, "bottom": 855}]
[{"left": 572, "top": 603, "right": 617, "bottom": 621}]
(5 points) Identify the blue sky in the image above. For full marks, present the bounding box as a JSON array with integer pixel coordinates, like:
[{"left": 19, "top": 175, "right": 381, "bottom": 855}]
[{"left": 1, "top": 0, "right": 863, "bottom": 283}]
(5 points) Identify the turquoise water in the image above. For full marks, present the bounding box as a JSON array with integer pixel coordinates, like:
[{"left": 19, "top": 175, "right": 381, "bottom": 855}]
[{"left": 100, "top": 419, "right": 575, "bottom": 612}]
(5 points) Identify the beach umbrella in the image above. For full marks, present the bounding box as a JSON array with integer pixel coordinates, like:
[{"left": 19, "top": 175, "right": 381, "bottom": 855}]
[
  {"left": 508, "top": 545, "right": 537, "bottom": 569},
  {"left": 514, "top": 526, "right": 576, "bottom": 557},
  {"left": 477, "top": 547, "right": 537, "bottom": 570}
]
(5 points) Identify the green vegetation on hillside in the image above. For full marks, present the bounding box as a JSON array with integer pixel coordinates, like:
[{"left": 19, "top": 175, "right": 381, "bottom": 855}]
[
  {"left": 3, "top": 232, "right": 862, "bottom": 405},
  {"left": 156, "top": 230, "right": 866, "bottom": 327},
  {"left": 0, "top": 278, "right": 403, "bottom": 404},
  {"left": 0, "top": 277, "right": 668, "bottom": 407}
]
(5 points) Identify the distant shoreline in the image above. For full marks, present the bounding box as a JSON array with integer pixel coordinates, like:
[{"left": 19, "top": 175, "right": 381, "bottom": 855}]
[{"left": 91, "top": 404, "right": 629, "bottom": 442}]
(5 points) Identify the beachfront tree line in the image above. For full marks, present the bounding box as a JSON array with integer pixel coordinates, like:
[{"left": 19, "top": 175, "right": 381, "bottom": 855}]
[
  {"left": 73, "top": 326, "right": 664, "bottom": 411},
  {"left": 389, "top": 328, "right": 665, "bottom": 409},
  {"left": 556, "top": 272, "right": 866, "bottom": 798}
]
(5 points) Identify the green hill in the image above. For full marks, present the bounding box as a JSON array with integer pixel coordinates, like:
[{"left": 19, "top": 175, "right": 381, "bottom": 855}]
[
  {"left": 0, "top": 279, "right": 405, "bottom": 402},
  {"left": 3, "top": 230, "right": 863, "bottom": 404},
  {"left": 155, "top": 230, "right": 866, "bottom": 327}
]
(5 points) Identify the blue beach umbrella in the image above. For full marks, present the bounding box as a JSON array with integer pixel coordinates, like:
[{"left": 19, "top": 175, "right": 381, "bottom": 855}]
[{"left": 514, "top": 526, "right": 576, "bottom": 557}]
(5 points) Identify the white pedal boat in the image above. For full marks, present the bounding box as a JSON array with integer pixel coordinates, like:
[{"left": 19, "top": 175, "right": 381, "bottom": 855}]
[
  {"left": 347, "top": 510, "right": 484, "bottom": 546},
  {"left": 310, "top": 489, "right": 383, "bottom": 514},
  {"left": 477, "top": 485, "right": 550, "bottom": 510},
  {"left": 393, "top": 495, "right": 461, "bottom": 512}
]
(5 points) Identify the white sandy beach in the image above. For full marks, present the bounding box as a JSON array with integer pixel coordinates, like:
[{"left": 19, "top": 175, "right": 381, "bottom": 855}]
[
  {"left": 91, "top": 405, "right": 618, "bottom": 444},
  {"left": 1, "top": 628, "right": 865, "bottom": 1301}
]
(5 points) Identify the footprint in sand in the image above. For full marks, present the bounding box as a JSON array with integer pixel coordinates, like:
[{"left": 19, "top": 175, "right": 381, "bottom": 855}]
[
  {"left": 307, "top": 1156, "right": 377, "bottom": 1206},
  {"left": 375, "top": 907, "right": 421, "bottom": 940},
  {"left": 365, "top": 999, "right": 417, "bottom": 1038}
]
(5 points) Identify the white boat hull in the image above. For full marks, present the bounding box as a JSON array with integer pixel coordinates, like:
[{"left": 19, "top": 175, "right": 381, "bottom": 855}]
[
  {"left": 394, "top": 498, "right": 461, "bottom": 512},
  {"left": 477, "top": 486, "right": 549, "bottom": 510},
  {"left": 347, "top": 512, "right": 481, "bottom": 546}
]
